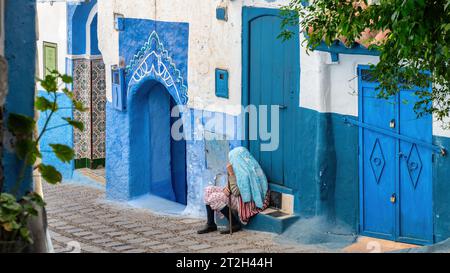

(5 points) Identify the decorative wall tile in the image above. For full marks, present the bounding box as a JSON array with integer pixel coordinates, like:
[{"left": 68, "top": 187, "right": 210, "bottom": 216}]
[
  {"left": 73, "top": 58, "right": 91, "bottom": 160},
  {"left": 91, "top": 59, "right": 106, "bottom": 160}
]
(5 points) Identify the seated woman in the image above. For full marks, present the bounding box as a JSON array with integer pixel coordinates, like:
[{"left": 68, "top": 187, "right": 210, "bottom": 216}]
[{"left": 197, "top": 147, "right": 270, "bottom": 234}]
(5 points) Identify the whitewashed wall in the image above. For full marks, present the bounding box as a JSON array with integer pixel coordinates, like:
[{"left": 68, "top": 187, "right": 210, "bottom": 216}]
[
  {"left": 36, "top": 2, "right": 67, "bottom": 87},
  {"left": 96, "top": 0, "right": 449, "bottom": 138}
]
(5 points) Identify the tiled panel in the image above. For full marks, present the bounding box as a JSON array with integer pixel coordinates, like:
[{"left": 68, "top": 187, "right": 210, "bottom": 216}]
[
  {"left": 91, "top": 59, "right": 106, "bottom": 160},
  {"left": 73, "top": 59, "right": 91, "bottom": 160}
]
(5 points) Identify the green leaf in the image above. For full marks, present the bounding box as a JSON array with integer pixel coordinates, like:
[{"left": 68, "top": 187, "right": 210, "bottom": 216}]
[
  {"left": 23, "top": 192, "right": 46, "bottom": 207},
  {"left": 61, "top": 74, "right": 73, "bottom": 84},
  {"left": 15, "top": 139, "right": 34, "bottom": 159},
  {"left": 40, "top": 74, "right": 58, "bottom": 92},
  {"left": 20, "top": 227, "right": 33, "bottom": 243},
  {"left": 2, "top": 202, "right": 22, "bottom": 212},
  {"left": 73, "top": 100, "right": 87, "bottom": 112},
  {"left": 7, "top": 113, "right": 35, "bottom": 135},
  {"left": 49, "top": 144, "right": 75, "bottom": 163},
  {"left": 2, "top": 222, "right": 18, "bottom": 232},
  {"left": 62, "top": 117, "right": 84, "bottom": 131},
  {"left": 0, "top": 193, "right": 17, "bottom": 203},
  {"left": 35, "top": 96, "right": 55, "bottom": 112},
  {"left": 62, "top": 88, "right": 74, "bottom": 99},
  {"left": 37, "top": 164, "right": 62, "bottom": 184}
]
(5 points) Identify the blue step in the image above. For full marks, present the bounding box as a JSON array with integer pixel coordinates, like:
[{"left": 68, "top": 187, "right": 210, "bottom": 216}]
[{"left": 245, "top": 209, "right": 300, "bottom": 234}]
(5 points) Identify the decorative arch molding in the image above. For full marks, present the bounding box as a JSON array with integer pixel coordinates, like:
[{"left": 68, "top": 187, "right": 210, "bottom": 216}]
[{"left": 126, "top": 31, "right": 188, "bottom": 106}]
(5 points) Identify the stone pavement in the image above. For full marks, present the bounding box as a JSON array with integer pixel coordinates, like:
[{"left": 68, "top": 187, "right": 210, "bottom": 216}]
[{"left": 43, "top": 182, "right": 327, "bottom": 253}]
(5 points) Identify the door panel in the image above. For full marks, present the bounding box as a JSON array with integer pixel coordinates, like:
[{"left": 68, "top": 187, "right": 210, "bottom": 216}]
[
  {"left": 398, "top": 90, "right": 433, "bottom": 242},
  {"left": 248, "top": 13, "right": 299, "bottom": 185},
  {"left": 362, "top": 86, "right": 396, "bottom": 237}
]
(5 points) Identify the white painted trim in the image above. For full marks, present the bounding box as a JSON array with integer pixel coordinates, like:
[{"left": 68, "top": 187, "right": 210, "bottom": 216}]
[
  {"left": 67, "top": 54, "right": 102, "bottom": 60},
  {"left": 85, "top": 3, "right": 98, "bottom": 56}
]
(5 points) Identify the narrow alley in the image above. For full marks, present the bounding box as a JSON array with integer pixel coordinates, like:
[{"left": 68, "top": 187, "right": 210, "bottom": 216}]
[{"left": 43, "top": 182, "right": 326, "bottom": 253}]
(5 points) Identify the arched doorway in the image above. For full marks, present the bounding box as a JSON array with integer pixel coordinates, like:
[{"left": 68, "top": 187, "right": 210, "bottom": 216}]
[{"left": 129, "top": 79, "right": 187, "bottom": 205}]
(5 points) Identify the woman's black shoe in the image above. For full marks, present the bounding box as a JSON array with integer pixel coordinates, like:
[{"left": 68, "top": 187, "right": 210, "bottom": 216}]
[
  {"left": 220, "top": 206, "right": 242, "bottom": 234},
  {"left": 197, "top": 224, "right": 218, "bottom": 234},
  {"left": 220, "top": 224, "right": 242, "bottom": 234}
]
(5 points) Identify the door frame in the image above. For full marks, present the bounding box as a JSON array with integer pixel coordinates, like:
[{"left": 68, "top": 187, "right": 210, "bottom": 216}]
[{"left": 357, "top": 64, "right": 434, "bottom": 245}]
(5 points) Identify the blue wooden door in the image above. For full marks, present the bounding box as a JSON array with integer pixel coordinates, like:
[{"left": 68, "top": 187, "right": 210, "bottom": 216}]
[
  {"left": 359, "top": 67, "right": 433, "bottom": 244},
  {"left": 246, "top": 8, "right": 299, "bottom": 186},
  {"left": 397, "top": 89, "right": 433, "bottom": 243}
]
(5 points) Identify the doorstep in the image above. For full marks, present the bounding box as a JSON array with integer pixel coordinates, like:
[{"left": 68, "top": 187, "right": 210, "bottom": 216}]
[{"left": 245, "top": 208, "right": 300, "bottom": 234}]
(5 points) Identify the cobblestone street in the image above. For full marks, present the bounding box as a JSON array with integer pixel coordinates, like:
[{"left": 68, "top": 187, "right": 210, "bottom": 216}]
[{"left": 43, "top": 182, "right": 325, "bottom": 253}]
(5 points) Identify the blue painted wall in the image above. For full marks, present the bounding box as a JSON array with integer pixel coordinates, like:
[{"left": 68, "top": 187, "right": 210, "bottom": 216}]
[
  {"left": 134, "top": 81, "right": 176, "bottom": 201},
  {"left": 126, "top": 81, "right": 187, "bottom": 204},
  {"left": 120, "top": 18, "right": 189, "bottom": 86},
  {"left": 432, "top": 136, "right": 450, "bottom": 243},
  {"left": 283, "top": 108, "right": 359, "bottom": 228},
  {"left": 2, "top": 0, "right": 37, "bottom": 194},
  {"left": 106, "top": 102, "right": 130, "bottom": 200},
  {"left": 37, "top": 91, "right": 74, "bottom": 179},
  {"left": 67, "top": 0, "right": 97, "bottom": 55},
  {"left": 90, "top": 15, "right": 101, "bottom": 56},
  {"left": 107, "top": 18, "right": 189, "bottom": 201}
]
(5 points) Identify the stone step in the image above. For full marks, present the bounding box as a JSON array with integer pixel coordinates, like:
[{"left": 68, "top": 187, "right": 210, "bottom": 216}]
[{"left": 245, "top": 208, "right": 300, "bottom": 234}]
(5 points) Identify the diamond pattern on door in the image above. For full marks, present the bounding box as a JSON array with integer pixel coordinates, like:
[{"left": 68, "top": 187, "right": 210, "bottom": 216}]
[
  {"left": 406, "top": 144, "right": 423, "bottom": 188},
  {"left": 370, "top": 139, "right": 386, "bottom": 183}
]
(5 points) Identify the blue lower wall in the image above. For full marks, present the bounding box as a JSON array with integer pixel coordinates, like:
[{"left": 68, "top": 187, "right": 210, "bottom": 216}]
[
  {"left": 37, "top": 91, "right": 74, "bottom": 180},
  {"left": 432, "top": 136, "right": 450, "bottom": 243},
  {"left": 289, "top": 108, "right": 359, "bottom": 230},
  {"left": 105, "top": 102, "right": 130, "bottom": 201}
]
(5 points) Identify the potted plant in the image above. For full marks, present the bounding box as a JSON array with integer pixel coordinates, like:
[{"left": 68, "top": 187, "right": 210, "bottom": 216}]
[{"left": 0, "top": 71, "right": 85, "bottom": 253}]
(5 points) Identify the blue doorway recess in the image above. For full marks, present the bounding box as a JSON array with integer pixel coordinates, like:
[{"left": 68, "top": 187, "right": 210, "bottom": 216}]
[
  {"left": 242, "top": 7, "right": 300, "bottom": 186},
  {"left": 129, "top": 81, "right": 187, "bottom": 205},
  {"left": 358, "top": 66, "right": 433, "bottom": 245}
]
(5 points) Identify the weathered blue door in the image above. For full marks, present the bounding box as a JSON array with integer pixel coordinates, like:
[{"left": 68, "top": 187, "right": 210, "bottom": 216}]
[
  {"left": 359, "top": 67, "right": 433, "bottom": 244},
  {"left": 244, "top": 8, "right": 300, "bottom": 186}
]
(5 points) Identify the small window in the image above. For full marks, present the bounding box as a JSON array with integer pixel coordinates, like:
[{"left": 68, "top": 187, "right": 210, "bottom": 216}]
[
  {"left": 43, "top": 42, "right": 58, "bottom": 77},
  {"left": 112, "top": 70, "right": 120, "bottom": 84}
]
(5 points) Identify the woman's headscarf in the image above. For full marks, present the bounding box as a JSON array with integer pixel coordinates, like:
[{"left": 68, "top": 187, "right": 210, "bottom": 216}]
[{"left": 229, "top": 147, "right": 268, "bottom": 208}]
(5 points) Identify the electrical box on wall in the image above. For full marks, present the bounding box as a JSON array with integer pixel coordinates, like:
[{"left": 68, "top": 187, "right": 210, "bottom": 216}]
[
  {"left": 111, "top": 65, "right": 126, "bottom": 111},
  {"left": 215, "top": 69, "right": 229, "bottom": 99},
  {"left": 216, "top": 7, "right": 228, "bottom": 21}
]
